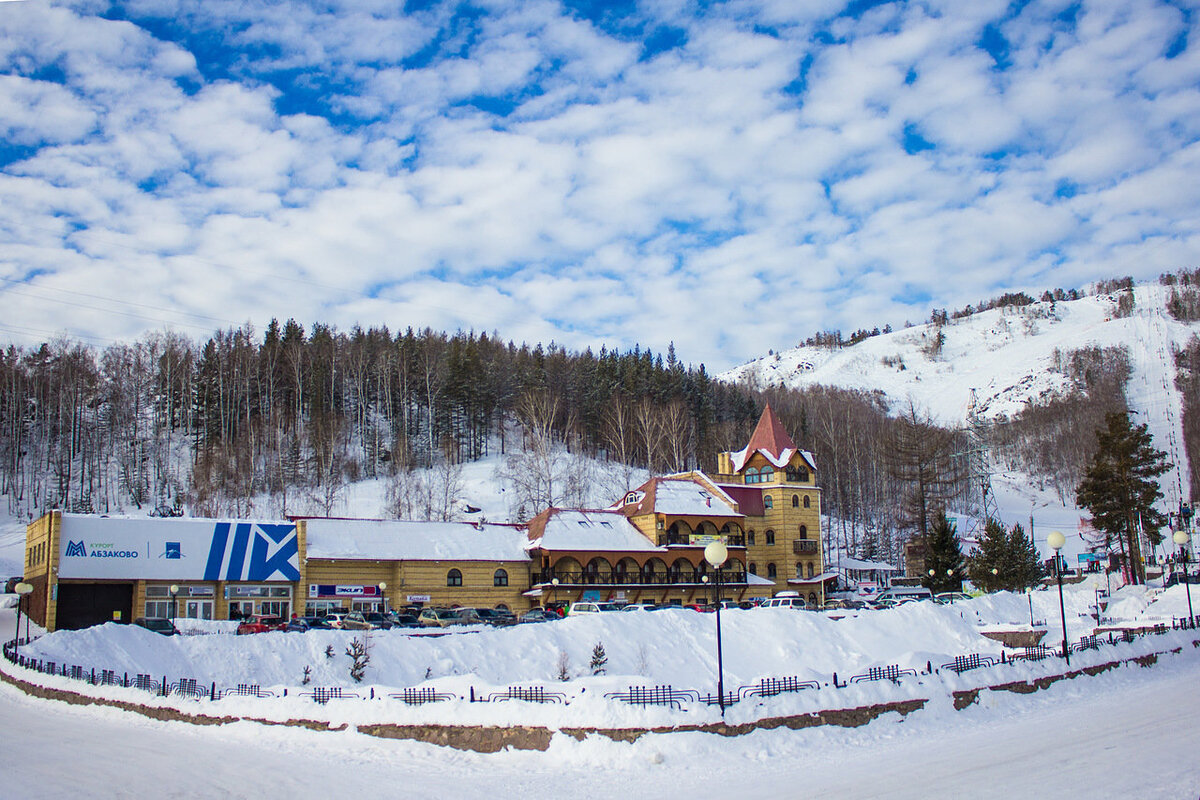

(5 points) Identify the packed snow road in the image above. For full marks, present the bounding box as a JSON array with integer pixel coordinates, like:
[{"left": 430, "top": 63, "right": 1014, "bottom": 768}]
[{"left": 2, "top": 645, "right": 1199, "bottom": 798}]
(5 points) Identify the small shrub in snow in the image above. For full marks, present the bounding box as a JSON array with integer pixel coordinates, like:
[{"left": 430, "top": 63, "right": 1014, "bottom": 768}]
[
  {"left": 346, "top": 636, "right": 371, "bottom": 683},
  {"left": 301, "top": 665, "right": 312, "bottom": 686},
  {"left": 590, "top": 642, "right": 608, "bottom": 675},
  {"left": 556, "top": 650, "right": 571, "bottom": 682},
  {"left": 324, "top": 645, "right": 334, "bottom": 660}
]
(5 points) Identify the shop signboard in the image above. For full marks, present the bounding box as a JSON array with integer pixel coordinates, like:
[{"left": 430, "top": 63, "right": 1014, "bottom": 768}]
[
  {"left": 58, "top": 516, "right": 299, "bottom": 582},
  {"left": 309, "top": 584, "right": 380, "bottom": 598}
]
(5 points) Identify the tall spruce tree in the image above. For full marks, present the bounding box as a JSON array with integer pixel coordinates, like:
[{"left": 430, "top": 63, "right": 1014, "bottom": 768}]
[
  {"left": 969, "top": 519, "right": 1043, "bottom": 592},
  {"left": 922, "top": 510, "right": 964, "bottom": 593},
  {"left": 1075, "top": 412, "right": 1170, "bottom": 584}
]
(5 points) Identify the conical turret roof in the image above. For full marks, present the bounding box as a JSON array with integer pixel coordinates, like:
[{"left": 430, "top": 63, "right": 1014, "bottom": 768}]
[{"left": 745, "top": 402, "right": 796, "bottom": 459}]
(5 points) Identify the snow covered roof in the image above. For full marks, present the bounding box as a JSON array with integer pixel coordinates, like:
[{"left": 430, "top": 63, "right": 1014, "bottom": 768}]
[
  {"left": 304, "top": 518, "right": 531, "bottom": 562},
  {"left": 616, "top": 473, "right": 741, "bottom": 518},
  {"left": 524, "top": 509, "right": 663, "bottom": 552},
  {"left": 835, "top": 556, "right": 900, "bottom": 572},
  {"left": 787, "top": 571, "right": 839, "bottom": 584}
]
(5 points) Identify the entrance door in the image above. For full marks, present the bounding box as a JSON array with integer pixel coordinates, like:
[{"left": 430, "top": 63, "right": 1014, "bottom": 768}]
[
  {"left": 56, "top": 583, "right": 134, "bottom": 630},
  {"left": 185, "top": 600, "right": 214, "bottom": 620},
  {"left": 229, "top": 600, "right": 255, "bottom": 620}
]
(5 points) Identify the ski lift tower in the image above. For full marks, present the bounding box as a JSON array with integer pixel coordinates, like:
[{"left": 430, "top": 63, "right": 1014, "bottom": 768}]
[{"left": 964, "top": 389, "right": 1000, "bottom": 538}]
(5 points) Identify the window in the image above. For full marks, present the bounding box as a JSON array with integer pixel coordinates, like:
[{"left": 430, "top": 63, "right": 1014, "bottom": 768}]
[
  {"left": 808, "top": 562, "right": 815, "bottom": 579},
  {"left": 803, "top": 495, "right": 811, "bottom": 508},
  {"left": 808, "top": 592, "right": 818, "bottom": 606},
  {"left": 145, "top": 601, "right": 170, "bottom": 618},
  {"left": 799, "top": 524, "right": 808, "bottom": 540},
  {"left": 792, "top": 494, "right": 799, "bottom": 507},
  {"left": 447, "top": 568, "right": 463, "bottom": 587},
  {"left": 767, "top": 563, "right": 777, "bottom": 579},
  {"left": 747, "top": 530, "right": 756, "bottom": 546},
  {"left": 761, "top": 466, "right": 774, "bottom": 482},
  {"left": 745, "top": 467, "right": 759, "bottom": 484},
  {"left": 748, "top": 562, "right": 757, "bottom": 575},
  {"left": 494, "top": 569, "right": 508, "bottom": 587},
  {"left": 796, "top": 563, "right": 804, "bottom": 579},
  {"left": 765, "top": 530, "right": 776, "bottom": 546},
  {"left": 764, "top": 494, "right": 774, "bottom": 509},
  {"left": 261, "top": 600, "right": 290, "bottom": 618}
]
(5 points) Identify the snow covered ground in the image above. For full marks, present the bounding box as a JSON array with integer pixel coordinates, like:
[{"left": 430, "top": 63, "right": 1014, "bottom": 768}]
[{"left": 3, "top": 593, "right": 1200, "bottom": 798}]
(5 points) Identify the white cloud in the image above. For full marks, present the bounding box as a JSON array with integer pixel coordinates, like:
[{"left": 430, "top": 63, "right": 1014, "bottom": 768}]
[{"left": 0, "top": 0, "right": 1198, "bottom": 369}]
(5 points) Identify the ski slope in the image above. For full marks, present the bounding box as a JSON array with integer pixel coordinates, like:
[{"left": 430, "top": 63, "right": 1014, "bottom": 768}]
[{"left": 721, "top": 284, "right": 1199, "bottom": 512}]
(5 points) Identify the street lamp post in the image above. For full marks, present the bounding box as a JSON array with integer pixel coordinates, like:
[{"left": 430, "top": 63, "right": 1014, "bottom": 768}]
[
  {"left": 704, "top": 541, "right": 728, "bottom": 716},
  {"left": 14, "top": 582, "right": 33, "bottom": 653},
  {"left": 1173, "top": 529, "right": 1194, "bottom": 628},
  {"left": 551, "top": 577, "right": 560, "bottom": 615},
  {"left": 379, "top": 581, "right": 388, "bottom": 614},
  {"left": 169, "top": 584, "right": 179, "bottom": 626},
  {"left": 1047, "top": 531, "right": 1070, "bottom": 664}
]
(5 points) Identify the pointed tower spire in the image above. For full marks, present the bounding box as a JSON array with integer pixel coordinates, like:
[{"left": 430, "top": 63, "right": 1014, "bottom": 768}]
[{"left": 745, "top": 402, "right": 797, "bottom": 460}]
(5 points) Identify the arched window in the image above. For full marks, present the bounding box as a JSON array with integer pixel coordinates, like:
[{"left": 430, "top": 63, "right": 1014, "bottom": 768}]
[
  {"left": 807, "top": 562, "right": 815, "bottom": 578},
  {"left": 803, "top": 495, "right": 811, "bottom": 508},
  {"left": 747, "top": 530, "right": 756, "bottom": 546},
  {"left": 496, "top": 603, "right": 509, "bottom": 611},
  {"left": 764, "top": 494, "right": 774, "bottom": 509},
  {"left": 808, "top": 592, "right": 818, "bottom": 606},
  {"left": 748, "top": 562, "right": 757, "bottom": 575},
  {"left": 447, "top": 568, "right": 463, "bottom": 587},
  {"left": 799, "top": 525, "right": 808, "bottom": 540},
  {"left": 795, "top": 562, "right": 804, "bottom": 579},
  {"left": 493, "top": 569, "right": 508, "bottom": 587},
  {"left": 765, "top": 530, "right": 776, "bottom": 546},
  {"left": 792, "top": 494, "right": 799, "bottom": 508},
  {"left": 767, "top": 563, "right": 777, "bottom": 579},
  {"left": 760, "top": 466, "right": 775, "bottom": 482},
  {"left": 745, "top": 467, "right": 759, "bottom": 484},
  {"left": 797, "top": 466, "right": 809, "bottom": 481}
]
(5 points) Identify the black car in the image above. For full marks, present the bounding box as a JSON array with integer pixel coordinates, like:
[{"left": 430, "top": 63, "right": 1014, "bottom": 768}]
[
  {"left": 133, "top": 617, "right": 179, "bottom": 636},
  {"left": 363, "top": 612, "right": 394, "bottom": 629},
  {"left": 519, "top": 608, "right": 559, "bottom": 623},
  {"left": 387, "top": 613, "right": 422, "bottom": 628},
  {"left": 471, "top": 607, "right": 518, "bottom": 627}
]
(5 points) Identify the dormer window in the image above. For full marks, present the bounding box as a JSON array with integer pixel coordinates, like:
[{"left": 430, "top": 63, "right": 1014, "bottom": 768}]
[{"left": 745, "top": 467, "right": 760, "bottom": 484}]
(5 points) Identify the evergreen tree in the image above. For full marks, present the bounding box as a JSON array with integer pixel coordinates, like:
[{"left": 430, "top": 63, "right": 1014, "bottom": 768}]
[
  {"left": 1007, "top": 522, "right": 1044, "bottom": 590},
  {"left": 967, "top": 518, "right": 1009, "bottom": 592},
  {"left": 589, "top": 641, "right": 608, "bottom": 675},
  {"left": 1076, "top": 412, "right": 1171, "bottom": 584},
  {"left": 968, "top": 519, "right": 1043, "bottom": 593},
  {"left": 922, "top": 510, "right": 964, "bottom": 593}
]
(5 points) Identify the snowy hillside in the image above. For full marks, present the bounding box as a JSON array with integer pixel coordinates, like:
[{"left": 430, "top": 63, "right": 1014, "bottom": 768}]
[{"left": 720, "top": 283, "right": 1199, "bottom": 515}]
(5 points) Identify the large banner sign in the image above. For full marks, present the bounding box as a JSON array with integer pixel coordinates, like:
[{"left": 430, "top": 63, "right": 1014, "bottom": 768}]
[{"left": 58, "top": 517, "right": 300, "bottom": 582}]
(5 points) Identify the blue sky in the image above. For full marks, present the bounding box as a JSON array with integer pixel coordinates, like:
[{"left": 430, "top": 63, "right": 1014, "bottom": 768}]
[{"left": 0, "top": 0, "right": 1197, "bottom": 371}]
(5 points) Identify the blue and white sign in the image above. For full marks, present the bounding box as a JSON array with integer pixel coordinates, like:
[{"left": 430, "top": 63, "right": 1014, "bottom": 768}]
[{"left": 58, "top": 516, "right": 300, "bottom": 582}]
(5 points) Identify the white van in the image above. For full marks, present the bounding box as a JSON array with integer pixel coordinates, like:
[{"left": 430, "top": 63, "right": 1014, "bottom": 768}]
[
  {"left": 567, "top": 601, "right": 621, "bottom": 616},
  {"left": 875, "top": 586, "right": 933, "bottom": 604},
  {"left": 761, "top": 592, "right": 807, "bottom": 610}
]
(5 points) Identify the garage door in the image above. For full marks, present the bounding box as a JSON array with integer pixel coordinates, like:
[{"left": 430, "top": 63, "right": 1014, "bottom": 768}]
[{"left": 55, "top": 583, "right": 133, "bottom": 630}]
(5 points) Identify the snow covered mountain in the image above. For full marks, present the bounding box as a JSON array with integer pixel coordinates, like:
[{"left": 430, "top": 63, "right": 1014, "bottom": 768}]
[{"left": 720, "top": 283, "right": 1199, "bottom": 518}]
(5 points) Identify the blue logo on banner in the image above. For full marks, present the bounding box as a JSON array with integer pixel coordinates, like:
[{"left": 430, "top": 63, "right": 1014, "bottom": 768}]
[
  {"left": 164, "top": 542, "right": 182, "bottom": 560},
  {"left": 65, "top": 540, "right": 87, "bottom": 558},
  {"left": 203, "top": 523, "right": 299, "bottom": 581}
]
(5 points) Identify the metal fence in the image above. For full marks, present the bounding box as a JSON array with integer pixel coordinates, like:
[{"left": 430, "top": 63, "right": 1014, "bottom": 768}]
[{"left": 3, "top": 615, "right": 1196, "bottom": 710}]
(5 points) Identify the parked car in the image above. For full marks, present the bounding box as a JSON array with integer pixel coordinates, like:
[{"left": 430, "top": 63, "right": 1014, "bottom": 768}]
[
  {"left": 362, "top": 612, "right": 394, "bottom": 629},
  {"left": 934, "top": 592, "right": 972, "bottom": 604},
  {"left": 876, "top": 586, "right": 934, "bottom": 604},
  {"left": 386, "top": 612, "right": 422, "bottom": 628},
  {"left": 236, "top": 615, "right": 285, "bottom": 635},
  {"left": 340, "top": 611, "right": 375, "bottom": 630},
  {"left": 471, "top": 607, "right": 518, "bottom": 627},
  {"left": 567, "top": 601, "right": 621, "bottom": 616},
  {"left": 760, "top": 592, "right": 807, "bottom": 610},
  {"left": 133, "top": 617, "right": 179, "bottom": 636},
  {"left": 302, "top": 615, "right": 334, "bottom": 630},
  {"left": 519, "top": 608, "right": 560, "bottom": 623},
  {"left": 451, "top": 608, "right": 484, "bottom": 625},
  {"left": 418, "top": 607, "right": 461, "bottom": 627},
  {"left": 284, "top": 616, "right": 311, "bottom": 632},
  {"left": 322, "top": 612, "right": 349, "bottom": 629},
  {"left": 621, "top": 602, "right": 658, "bottom": 612}
]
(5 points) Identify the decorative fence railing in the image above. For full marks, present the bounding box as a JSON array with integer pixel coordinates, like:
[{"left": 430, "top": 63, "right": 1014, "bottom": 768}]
[{"left": 3, "top": 614, "right": 1197, "bottom": 711}]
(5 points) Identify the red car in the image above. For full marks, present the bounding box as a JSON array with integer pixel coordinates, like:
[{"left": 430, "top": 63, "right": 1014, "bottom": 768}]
[{"left": 236, "top": 615, "right": 286, "bottom": 635}]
